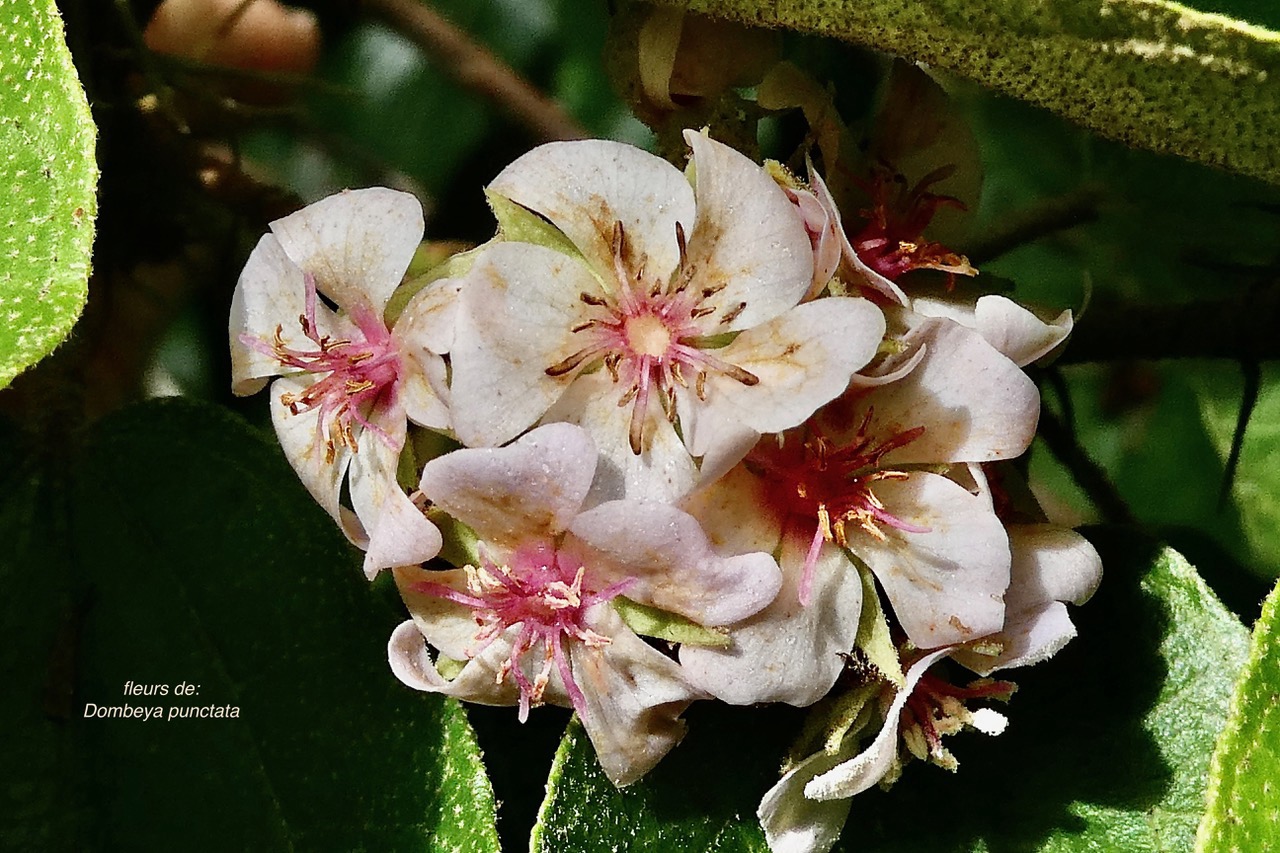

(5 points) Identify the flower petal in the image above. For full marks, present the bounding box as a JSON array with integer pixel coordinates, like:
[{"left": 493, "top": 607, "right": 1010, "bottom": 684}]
[
  {"left": 543, "top": 370, "right": 697, "bottom": 504},
  {"left": 393, "top": 566, "right": 490, "bottom": 661},
  {"left": 418, "top": 423, "right": 597, "bottom": 548},
  {"left": 679, "top": 539, "right": 863, "bottom": 706},
  {"left": 489, "top": 139, "right": 695, "bottom": 283},
  {"left": 953, "top": 524, "right": 1102, "bottom": 675},
  {"left": 397, "top": 349, "right": 451, "bottom": 431},
  {"left": 229, "top": 233, "right": 309, "bottom": 395},
  {"left": 349, "top": 421, "right": 442, "bottom": 578},
  {"left": 268, "top": 375, "right": 360, "bottom": 542},
  {"left": 571, "top": 605, "right": 702, "bottom": 787},
  {"left": 269, "top": 187, "right": 424, "bottom": 315},
  {"left": 568, "top": 500, "right": 782, "bottom": 626},
  {"left": 852, "top": 472, "right": 1009, "bottom": 648},
  {"left": 758, "top": 749, "right": 854, "bottom": 853},
  {"left": 388, "top": 619, "right": 524, "bottom": 706},
  {"left": 686, "top": 298, "right": 885, "bottom": 456},
  {"left": 844, "top": 317, "right": 1039, "bottom": 464},
  {"left": 973, "top": 296, "right": 1073, "bottom": 367},
  {"left": 681, "top": 463, "right": 783, "bottom": 557},
  {"left": 682, "top": 131, "right": 814, "bottom": 330},
  {"left": 395, "top": 275, "right": 463, "bottom": 356},
  {"left": 448, "top": 243, "right": 599, "bottom": 447},
  {"left": 804, "top": 648, "right": 953, "bottom": 801}
]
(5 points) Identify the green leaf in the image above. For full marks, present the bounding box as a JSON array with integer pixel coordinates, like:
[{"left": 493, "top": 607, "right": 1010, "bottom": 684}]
[
  {"left": 1197, "top": 577, "right": 1280, "bottom": 851},
  {"left": 531, "top": 533, "right": 1248, "bottom": 851},
  {"left": 0, "top": 0, "right": 98, "bottom": 387},
  {"left": 653, "top": 0, "right": 1280, "bottom": 185},
  {"left": 0, "top": 400, "right": 499, "bottom": 851}
]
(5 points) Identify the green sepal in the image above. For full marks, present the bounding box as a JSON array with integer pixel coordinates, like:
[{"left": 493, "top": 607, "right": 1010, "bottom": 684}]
[
  {"left": 384, "top": 244, "right": 483, "bottom": 327},
  {"left": 426, "top": 509, "right": 481, "bottom": 568},
  {"left": 485, "top": 189, "right": 583, "bottom": 259},
  {"left": 612, "top": 595, "right": 731, "bottom": 647},
  {"left": 785, "top": 681, "right": 881, "bottom": 772},
  {"left": 436, "top": 655, "right": 467, "bottom": 681},
  {"left": 854, "top": 562, "right": 904, "bottom": 687}
]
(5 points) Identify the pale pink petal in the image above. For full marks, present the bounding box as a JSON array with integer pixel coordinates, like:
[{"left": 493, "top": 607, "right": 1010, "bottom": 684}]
[
  {"left": 849, "top": 318, "right": 1039, "bottom": 464},
  {"left": 488, "top": 139, "right": 695, "bottom": 284},
  {"left": 571, "top": 605, "right": 703, "bottom": 787},
  {"left": 953, "top": 524, "right": 1101, "bottom": 675},
  {"left": 758, "top": 749, "right": 854, "bottom": 853},
  {"left": 269, "top": 187, "right": 424, "bottom": 315},
  {"left": 682, "top": 131, "right": 814, "bottom": 330},
  {"left": 418, "top": 423, "right": 597, "bottom": 548},
  {"left": 679, "top": 539, "right": 862, "bottom": 706},
  {"left": 973, "top": 296, "right": 1073, "bottom": 367},
  {"left": 393, "top": 567, "right": 490, "bottom": 661},
  {"left": 268, "top": 375, "right": 358, "bottom": 541},
  {"left": 686, "top": 298, "right": 884, "bottom": 455},
  {"left": 349, "top": 421, "right": 442, "bottom": 578},
  {"left": 842, "top": 238, "right": 909, "bottom": 306},
  {"left": 851, "top": 472, "right": 1009, "bottom": 648},
  {"left": 542, "top": 371, "right": 697, "bottom": 504},
  {"left": 804, "top": 648, "right": 954, "bottom": 801},
  {"left": 680, "top": 463, "right": 783, "bottom": 557},
  {"left": 229, "top": 233, "right": 310, "bottom": 395},
  {"left": 388, "top": 619, "right": 524, "bottom": 706},
  {"left": 448, "top": 243, "right": 600, "bottom": 447},
  {"left": 567, "top": 502, "right": 782, "bottom": 626},
  {"left": 397, "top": 350, "right": 451, "bottom": 431},
  {"left": 395, "top": 276, "right": 463, "bottom": 356}
]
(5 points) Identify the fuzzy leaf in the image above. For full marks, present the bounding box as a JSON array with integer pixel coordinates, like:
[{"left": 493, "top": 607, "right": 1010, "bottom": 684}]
[
  {"left": 652, "top": 0, "right": 1280, "bottom": 185},
  {"left": 1196, "top": 577, "right": 1280, "bottom": 852},
  {"left": 0, "top": 0, "right": 98, "bottom": 387},
  {"left": 0, "top": 401, "right": 500, "bottom": 851},
  {"left": 530, "top": 532, "right": 1248, "bottom": 852}
]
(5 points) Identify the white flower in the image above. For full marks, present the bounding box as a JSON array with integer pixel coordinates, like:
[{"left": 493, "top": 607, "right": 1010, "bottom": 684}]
[
  {"left": 387, "top": 423, "right": 782, "bottom": 786},
  {"left": 447, "top": 131, "right": 885, "bottom": 501},
  {"left": 680, "top": 318, "right": 1036, "bottom": 708},
  {"left": 229, "top": 188, "right": 448, "bottom": 578}
]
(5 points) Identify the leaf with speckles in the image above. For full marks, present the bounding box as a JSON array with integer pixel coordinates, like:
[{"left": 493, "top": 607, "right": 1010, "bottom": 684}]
[
  {"left": 532, "top": 533, "right": 1249, "bottom": 852},
  {"left": 0, "top": 0, "right": 98, "bottom": 388},
  {"left": 650, "top": 0, "right": 1280, "bottom": 185},
  {"left": 1196, "top": 577, "right": 1280, "bottom": 852},
  {"left": 0, "top": 400, "right": 499, "bottom": 851}
]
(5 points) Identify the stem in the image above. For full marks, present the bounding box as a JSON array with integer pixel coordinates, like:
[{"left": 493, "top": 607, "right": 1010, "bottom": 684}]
[
  {"left": 965, "top": 185, "right": 1103, "bottom": 265},
  {"left": 1036, "top": 404, "right": 1135, "bottom": 524},
  {"left": 362, "top": 0, "right": 588, "bottom": 142},
  {"left": 1059, "top": 284, "right": 1280, "bottom": 363}
]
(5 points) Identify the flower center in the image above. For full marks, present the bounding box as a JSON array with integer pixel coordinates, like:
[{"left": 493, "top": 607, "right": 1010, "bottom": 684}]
[
  {"left": 625, "top": 312, "right": 673, "bottom": 358},
  {"left": 242, "top": 272, "right": 400, "bottom": 463},
  {"left": 851, "top": 164, "right": 977, "bottom": 287},
  {"left": 900, "top": 659, "right": 1015, "bottom": 771},
  {"left": 544, "top": 220, "right": 759, "bottom": 455},
  {"left": 748, "top": 410, "right": 928, "bottom": 605},
  {"left": 413, "top": 544, "right": 633, "bottom": 721}
]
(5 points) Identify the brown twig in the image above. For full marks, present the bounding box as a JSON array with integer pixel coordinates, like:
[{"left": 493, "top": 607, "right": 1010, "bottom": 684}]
[
  {"left": 363, "top": 0, "right": 588, "bottom": 142},
  {"left": 1036, "top": 405, "right": 1136, "bottom": 525}
]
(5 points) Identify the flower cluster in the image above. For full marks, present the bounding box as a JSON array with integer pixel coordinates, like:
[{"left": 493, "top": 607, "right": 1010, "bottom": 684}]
[{"left": 230, "top": 129, "right": 1101, "bottom": 851}]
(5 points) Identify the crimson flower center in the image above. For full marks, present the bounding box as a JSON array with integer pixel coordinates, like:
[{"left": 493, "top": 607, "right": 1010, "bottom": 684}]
[{"left": 748, "top": 411, "right": 928, "bottom": 605}]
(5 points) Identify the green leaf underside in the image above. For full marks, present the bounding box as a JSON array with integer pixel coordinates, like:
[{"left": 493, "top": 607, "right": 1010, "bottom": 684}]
[
  {"left": 0, "top": 0, "right": 98, "bottom": 387},
  {"left": 653, "top": 0, "right": 1280, "bottom": 186},
  {"left": 1197, "top": 577, "right": 1280, "bottom": 851},
  {"left": 0, "top": 400, "right": 499, "bottom": 851},
  {"left": 532, "top": 532, "right": 1248, "bottom": 852}
]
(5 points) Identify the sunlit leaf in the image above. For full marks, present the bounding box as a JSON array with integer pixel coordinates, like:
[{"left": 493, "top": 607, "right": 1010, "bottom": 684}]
[
  {"left": 0, "top": 0, "right": 98, "bottom": 387},
  {"left": 1197, "top": 577, "right": 1280, "bottom": 851},
  {"left": 653, "top": 0, "right": 1280, "bottom": 185}
]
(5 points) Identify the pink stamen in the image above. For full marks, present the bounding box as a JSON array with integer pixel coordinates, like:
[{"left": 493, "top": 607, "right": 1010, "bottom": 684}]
[
  {"left": 244, "top": 272, "right": 402, "bottom": 463},
  {"left": 545, "top": 220, "right": 759, "bottom": 454},
  {"left": 412, "top": 548, "right": 634, "bottom": 721}
]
